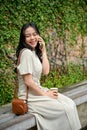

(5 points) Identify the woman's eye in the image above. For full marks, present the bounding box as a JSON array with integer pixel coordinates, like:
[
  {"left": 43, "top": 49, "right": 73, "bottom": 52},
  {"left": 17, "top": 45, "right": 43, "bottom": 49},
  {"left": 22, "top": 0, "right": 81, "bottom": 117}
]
[
  {"left": 25, "top": 32, "right": 37, "bottom": 37},
  {"left": 26, "top": 35, "right": 30, "bottom": 37},
  {"left": 33, "top": 33, "right": 37, "bottom": 36}
]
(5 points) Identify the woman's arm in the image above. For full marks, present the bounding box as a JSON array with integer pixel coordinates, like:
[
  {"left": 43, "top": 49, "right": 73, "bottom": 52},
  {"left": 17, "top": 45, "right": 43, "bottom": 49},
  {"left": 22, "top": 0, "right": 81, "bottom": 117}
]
[
  {"left": 38, "top": 36, "right": 50, "bottom": 75},
  {"left": 23, "top": 74, "right": 58, "bottom": 99},
  {"left": 23, "top": 74, "right": 46, "bottom": 96},
  {"left": 42, "top": 48, "right": 50, "bottom": 75}
]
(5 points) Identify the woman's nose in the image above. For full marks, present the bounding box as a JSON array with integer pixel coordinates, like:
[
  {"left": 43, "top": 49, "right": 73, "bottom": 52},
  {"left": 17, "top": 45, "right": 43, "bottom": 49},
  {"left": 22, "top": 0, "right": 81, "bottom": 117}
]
[{"left": 30, "top": 35, "right": 34, "bottom": 39}]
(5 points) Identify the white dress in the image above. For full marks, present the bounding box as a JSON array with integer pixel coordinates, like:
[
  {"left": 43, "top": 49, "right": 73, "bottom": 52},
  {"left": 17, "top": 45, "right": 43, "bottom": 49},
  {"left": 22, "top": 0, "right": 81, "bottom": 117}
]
[{"left": 17, "top": 49, "right": 81, "bottom": 130}]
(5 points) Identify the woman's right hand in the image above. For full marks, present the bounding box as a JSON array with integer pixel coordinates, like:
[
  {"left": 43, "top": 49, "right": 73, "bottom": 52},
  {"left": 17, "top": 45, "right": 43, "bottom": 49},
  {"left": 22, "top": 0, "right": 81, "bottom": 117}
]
[{"left": 45, "top": 90, "right": 58, "bottom": 99}]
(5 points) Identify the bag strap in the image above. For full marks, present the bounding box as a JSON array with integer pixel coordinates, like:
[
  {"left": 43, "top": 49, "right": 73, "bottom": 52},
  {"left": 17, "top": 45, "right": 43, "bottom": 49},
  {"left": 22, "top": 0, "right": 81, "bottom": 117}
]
[{"left": 14, "top": 49, "right": 29, "bottom": 102}]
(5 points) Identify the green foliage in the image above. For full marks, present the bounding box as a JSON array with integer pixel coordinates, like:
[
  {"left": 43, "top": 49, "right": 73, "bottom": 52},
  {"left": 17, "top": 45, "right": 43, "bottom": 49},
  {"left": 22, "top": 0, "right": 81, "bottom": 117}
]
[
  {"left": 0, "top": 0, "right": 87, "bottom": 105},
  {"left": 0, "top": 0, "right": 87, "bottom": 46},
  {"left": 41, "top": 63, "right": 87, "bottom": 91},
  {"left": 0, "top": 52, "right": 16, "bottom": 105}
]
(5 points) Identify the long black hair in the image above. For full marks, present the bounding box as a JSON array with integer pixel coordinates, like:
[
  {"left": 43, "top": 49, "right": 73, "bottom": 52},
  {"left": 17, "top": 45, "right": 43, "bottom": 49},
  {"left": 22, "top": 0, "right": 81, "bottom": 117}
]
[{"left": 16, "top": 22, "right": 42, "bottom": 63}]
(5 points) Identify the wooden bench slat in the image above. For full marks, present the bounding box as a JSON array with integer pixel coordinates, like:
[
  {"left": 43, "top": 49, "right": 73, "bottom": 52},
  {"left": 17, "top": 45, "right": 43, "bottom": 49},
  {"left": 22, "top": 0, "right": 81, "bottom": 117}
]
[
  {"left": 0, "top": 103, "right": 11, "bottom": 114},
  {"left": 64, "top": 84, "right": 87, "bottom": 100},
  {"left": 0, "top": 114, "right": 36, "bottom": 130},
  {"left": 0, "top": 113, "right": 16, "bottom": 124},
  {"left": 74, "top": 95, "right": 87, "bottom": 105}
]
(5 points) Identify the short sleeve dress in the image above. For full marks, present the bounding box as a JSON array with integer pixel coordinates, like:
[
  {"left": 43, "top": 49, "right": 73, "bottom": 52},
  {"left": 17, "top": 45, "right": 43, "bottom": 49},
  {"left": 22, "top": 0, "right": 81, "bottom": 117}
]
[{"left": 17, "top": 49, "right": 81, "bottom": 130}]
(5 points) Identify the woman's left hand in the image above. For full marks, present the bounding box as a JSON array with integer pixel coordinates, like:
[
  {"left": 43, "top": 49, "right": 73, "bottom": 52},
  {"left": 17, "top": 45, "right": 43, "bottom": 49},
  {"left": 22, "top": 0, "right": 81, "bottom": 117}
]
[
  {"left": 45, "top": 90, "right": 58, "bottom": 99},
  {"left": 37, "top": 36, "right": 46, "bottom": 53}
]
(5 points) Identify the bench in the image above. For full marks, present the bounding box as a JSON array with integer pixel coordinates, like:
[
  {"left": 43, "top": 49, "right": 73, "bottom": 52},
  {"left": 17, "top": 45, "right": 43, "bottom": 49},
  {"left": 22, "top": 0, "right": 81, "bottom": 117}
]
[{"left": 0, "top": 80, "right": 87, "bottom": 130}]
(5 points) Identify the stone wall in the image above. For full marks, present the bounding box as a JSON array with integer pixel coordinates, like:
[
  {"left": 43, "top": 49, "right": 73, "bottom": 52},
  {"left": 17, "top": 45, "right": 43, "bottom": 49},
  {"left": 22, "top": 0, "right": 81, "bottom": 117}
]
[{"left": 46, "top": 32, "right": 87, "bottom": 71}]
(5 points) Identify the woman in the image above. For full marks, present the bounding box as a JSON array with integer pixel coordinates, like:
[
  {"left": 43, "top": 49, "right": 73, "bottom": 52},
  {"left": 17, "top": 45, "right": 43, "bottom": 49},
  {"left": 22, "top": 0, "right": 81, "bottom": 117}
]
[{"left": 16, "top": 22, "right": 81, "bottom": 130}]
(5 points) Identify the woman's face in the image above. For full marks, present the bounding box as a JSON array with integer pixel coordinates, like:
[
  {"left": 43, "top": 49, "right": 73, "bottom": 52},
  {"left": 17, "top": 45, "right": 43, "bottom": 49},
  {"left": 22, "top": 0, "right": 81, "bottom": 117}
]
[{"left": 24, "top": 27, "right": 39, "bottom": 49}]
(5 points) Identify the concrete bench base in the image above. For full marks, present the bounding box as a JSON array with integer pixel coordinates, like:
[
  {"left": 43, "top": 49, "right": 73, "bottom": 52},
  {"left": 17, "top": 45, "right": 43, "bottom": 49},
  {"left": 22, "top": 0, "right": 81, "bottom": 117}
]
[
  {"left": 63, "top": 80, "right": 87, "bottom": 128},
  {"left": 0, "top": 80, "right": 87, "bottom": 130},
  {"left": 0, "top": 113, "right": 36, "bottom": 130}
]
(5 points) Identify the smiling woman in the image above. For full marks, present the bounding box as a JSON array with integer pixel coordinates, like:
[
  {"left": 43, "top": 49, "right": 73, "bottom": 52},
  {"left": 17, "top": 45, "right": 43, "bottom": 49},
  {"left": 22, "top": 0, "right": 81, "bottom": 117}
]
[
  {"left": 24, "top": 27, "right": 39, "bottom": 48},
  {"left": 15, "top": 22, "right": 81, "bottom": 130}
]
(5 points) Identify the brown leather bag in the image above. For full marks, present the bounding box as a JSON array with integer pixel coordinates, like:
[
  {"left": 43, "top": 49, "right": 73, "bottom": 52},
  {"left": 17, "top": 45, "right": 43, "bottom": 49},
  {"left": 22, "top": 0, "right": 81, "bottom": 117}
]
[
  {"left": 12, "top": 49, "right": 28, "bottom": 115},
  {"left": 12, "top": 97, "right": 28, "bottom": 115},
  {"left": 12, "top": 84, "right": 28, "bottom": 115}
]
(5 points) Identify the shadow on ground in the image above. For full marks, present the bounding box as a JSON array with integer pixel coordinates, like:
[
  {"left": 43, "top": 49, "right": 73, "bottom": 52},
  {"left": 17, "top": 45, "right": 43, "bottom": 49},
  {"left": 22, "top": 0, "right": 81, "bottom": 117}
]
[{"left": 81, "top": 126, "right": 87, "bottom": 130}]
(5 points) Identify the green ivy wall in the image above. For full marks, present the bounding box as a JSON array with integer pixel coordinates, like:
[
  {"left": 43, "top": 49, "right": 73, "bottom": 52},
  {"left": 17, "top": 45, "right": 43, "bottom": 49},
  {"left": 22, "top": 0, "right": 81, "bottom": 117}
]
[{"left": 0, "top": 0, "right": 87, "bottom": 105}]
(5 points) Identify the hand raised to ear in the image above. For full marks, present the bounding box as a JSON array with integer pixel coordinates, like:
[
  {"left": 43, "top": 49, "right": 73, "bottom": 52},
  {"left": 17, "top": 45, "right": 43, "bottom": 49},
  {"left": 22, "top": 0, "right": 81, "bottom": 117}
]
[{"left": 37, "top": 36, "right": 46, "bottom": 52}]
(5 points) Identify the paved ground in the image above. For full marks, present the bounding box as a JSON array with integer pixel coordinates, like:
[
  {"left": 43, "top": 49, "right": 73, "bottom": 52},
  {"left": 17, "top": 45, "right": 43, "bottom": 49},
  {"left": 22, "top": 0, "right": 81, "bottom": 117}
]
[{"left": 81, "top": 126, "right": 87, "bottom": 130}]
